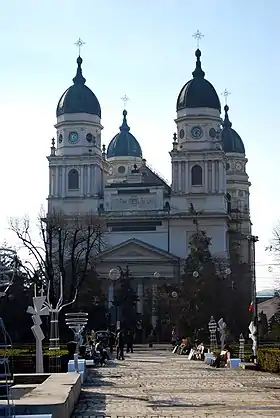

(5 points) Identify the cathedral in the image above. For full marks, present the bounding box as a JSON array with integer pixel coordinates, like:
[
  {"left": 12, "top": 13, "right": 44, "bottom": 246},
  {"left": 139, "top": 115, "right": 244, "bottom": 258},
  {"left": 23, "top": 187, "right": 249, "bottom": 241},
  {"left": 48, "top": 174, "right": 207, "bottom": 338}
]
[{"left": 47, "top": 45, "right": 251, "bottom": 328}]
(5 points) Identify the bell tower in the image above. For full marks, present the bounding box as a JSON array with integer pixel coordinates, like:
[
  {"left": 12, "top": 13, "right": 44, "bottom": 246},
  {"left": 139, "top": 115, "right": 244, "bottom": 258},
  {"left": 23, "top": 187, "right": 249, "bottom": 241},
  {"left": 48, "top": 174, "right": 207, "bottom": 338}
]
[
  {"left": 221, "top": 103, "right": 251, "bottom": 263},
  {"left": 170, "top": 46, "right": 227, "bottom": 220},
  {"left": 47, "top": 41, "right": 108, "bottom": 215}
]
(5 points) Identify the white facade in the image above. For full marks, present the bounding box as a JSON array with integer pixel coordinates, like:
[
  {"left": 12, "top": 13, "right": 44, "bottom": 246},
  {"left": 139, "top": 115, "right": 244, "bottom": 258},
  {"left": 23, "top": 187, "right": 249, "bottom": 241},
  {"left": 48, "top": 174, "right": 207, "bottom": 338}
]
[{"left": 47, "top": 50, "right": 251, "bottom": 286}]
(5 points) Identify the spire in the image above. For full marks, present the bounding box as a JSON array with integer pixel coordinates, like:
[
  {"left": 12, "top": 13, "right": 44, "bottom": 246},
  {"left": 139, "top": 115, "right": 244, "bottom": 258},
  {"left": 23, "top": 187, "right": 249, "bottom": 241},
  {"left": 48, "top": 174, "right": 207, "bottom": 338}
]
[
  {"left": 73, "top": 56, "right": 86, "bottom": 85},
  {"left": 120, "top": 109, "right": 130, "bottom": 132},
  {"left": 192, "top": 49, "right": 205, "bottom": 78},
  {"left": 223, "top": 104, "right": 232, "bottom": 129}
]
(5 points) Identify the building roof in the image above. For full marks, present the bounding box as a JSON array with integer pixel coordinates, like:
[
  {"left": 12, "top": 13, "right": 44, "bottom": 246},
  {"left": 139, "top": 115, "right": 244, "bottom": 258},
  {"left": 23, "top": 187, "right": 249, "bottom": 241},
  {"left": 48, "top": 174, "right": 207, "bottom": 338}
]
[
  {"left": 107, "top": 110, "right": 142, "bottom": 159},
  {"left": 221, "top": 105, "right": 245, "bottom": 154},
  {"left": 56, "top": 56, "right": 101, "bottom": 117},
  {"left": 176, "top": 49, "right": 221, "bottom": 112}
]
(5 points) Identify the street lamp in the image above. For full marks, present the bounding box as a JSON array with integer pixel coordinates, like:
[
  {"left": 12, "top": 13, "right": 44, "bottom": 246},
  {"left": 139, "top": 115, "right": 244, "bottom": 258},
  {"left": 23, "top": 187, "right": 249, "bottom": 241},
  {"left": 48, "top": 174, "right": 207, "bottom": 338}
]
[
  {"left": 247, "top": 234, "right": 259, "bottom": 362},
  {"left": 108, "top": 268, "right": 121, "bottom": 330}
]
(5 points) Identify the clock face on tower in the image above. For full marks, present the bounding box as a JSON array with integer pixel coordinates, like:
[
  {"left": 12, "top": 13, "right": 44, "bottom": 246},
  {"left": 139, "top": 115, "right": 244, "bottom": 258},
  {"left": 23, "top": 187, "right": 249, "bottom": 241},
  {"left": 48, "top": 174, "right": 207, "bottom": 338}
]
[
  {"left": 191, "top": 126, "right": 203, "bottom": 139},
  {"left": 68, "top": 132, "right": 79, "bottom": 144}
]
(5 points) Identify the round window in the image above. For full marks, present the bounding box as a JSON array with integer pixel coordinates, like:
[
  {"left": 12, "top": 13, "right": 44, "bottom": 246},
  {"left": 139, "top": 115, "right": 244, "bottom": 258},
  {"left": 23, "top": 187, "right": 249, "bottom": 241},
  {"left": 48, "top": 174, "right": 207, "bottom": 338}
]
[
  {"left": 86, "top": 133, "right": 93, "bottom": 142},
  {"left": 179, "top": 129, "right": 185, "bottom": 139},
  {"left": 226, "top": 163, "right": 230, "bottom": 171},
  {"left": 118, "top": 166, "right": 125, "bottom": 174},
  {"left": 58, "top": 134, "right": 63, "bottom": 143}
]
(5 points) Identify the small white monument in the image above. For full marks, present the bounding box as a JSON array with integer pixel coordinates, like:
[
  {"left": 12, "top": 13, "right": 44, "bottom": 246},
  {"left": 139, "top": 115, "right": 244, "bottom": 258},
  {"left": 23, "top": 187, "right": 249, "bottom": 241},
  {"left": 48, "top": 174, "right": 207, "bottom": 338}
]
[
  {"left": 27, "top": 291, "right": 49, "bottom": 373},
  {"left": 239, "top": 333, "right": 245, "bottom": 362},
  {"left": 249, "top": 321, "right": 257, "bottom": 360},
  {"left": 208, "top": 316, "right": 217, "bottom": 353},
  {"left": 218, "top": 317, "right": 227, "bottom": 349}
]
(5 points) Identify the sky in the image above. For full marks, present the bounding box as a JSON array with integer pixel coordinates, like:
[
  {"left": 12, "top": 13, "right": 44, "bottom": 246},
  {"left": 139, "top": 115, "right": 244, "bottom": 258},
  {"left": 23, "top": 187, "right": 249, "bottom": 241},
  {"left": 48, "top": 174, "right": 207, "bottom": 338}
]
[{"left": 0, "top": 0, "right": 279, "bottom": 290}]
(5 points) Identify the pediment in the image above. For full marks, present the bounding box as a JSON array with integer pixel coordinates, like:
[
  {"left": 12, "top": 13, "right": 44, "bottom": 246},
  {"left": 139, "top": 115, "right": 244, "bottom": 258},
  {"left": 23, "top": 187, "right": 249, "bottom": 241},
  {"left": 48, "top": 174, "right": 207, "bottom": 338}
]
[{"left": 97, "top": 238, "right": 179, "bottom": 263}]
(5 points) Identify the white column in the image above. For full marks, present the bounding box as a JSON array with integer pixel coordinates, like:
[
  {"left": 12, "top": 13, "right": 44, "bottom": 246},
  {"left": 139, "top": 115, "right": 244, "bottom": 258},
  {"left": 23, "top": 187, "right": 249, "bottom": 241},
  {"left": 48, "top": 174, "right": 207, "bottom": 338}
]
[
  {"left": 136, "top": 282, "right": 143, "bottom": 314},
  {"left": 80, "top": 166, "right": 84, "bottom": 197},
  {"left": 211, "top": 161, "right": 215, "bottom": 193},
  {"left": 204, "top": 161, "right": 208, "bottom": 193},
  {"left": 172, "top": 162, "right": 175, "bottom": 190},
  {"left": 49, "top": 168, "right": 52, "bottom": 196},
  {"left": 185, "top": 161, "right": 189, "bottom": 193},
  {"left": 181, "top": 162, "right": 185, "bottom": 193},
  {"left": 218, "top": 161, "right": 223, "bottom": 193},
  {"left": 178, "top": 162, "right": 181, "bottom": 192},
  {"left": 55, "top": 167, "right": 59, "bottom": 197},
  {"left": 87, "top": 165, "right": 91, "bottom": 195},
  {"left": 108, "top": 283, "right": 114, "bottom": 309},
  {"left": 61, "top": 167, "right": 66, "bottom": 197},
  {"left": 93, "top": 166, "right": 97, "bottom": 194}
]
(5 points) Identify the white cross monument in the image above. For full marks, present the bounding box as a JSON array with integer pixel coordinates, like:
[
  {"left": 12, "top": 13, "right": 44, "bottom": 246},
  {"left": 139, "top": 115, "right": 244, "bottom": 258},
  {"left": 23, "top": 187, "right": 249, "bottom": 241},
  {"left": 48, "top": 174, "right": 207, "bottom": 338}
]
[{"left": 27, "top": 290, "right": 49, "bottom": 373}]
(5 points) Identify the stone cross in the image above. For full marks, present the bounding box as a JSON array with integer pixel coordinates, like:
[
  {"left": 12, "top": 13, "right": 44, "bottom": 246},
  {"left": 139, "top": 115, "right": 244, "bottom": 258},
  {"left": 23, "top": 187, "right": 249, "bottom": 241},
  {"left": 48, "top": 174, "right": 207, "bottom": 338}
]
[{"left": 27, "top": 295, "right": 49, "bottom": 373}]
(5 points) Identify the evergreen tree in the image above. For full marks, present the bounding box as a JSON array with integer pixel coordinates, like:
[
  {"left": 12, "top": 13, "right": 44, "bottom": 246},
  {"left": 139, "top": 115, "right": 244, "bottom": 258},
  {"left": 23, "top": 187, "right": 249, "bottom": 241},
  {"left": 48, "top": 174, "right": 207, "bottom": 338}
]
[
  {"left": 114, "top": 266, "right": 138, "bottom": 329},
  {"left": 178, "top": 229, "right": 218, "bottom": 337}
]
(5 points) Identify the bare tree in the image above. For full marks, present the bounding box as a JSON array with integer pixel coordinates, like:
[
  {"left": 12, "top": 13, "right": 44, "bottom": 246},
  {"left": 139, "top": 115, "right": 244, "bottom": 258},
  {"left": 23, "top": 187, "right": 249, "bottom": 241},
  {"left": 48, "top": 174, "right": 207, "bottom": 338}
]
[
  {"left": 9, "top": 210, "right": 104, "bottom": 305},
  {"left": 266, "top": 224, "right": 280, "bottom": 262},
  {"left": 9, "top": 210, "right": 104, "bottom": 368}
]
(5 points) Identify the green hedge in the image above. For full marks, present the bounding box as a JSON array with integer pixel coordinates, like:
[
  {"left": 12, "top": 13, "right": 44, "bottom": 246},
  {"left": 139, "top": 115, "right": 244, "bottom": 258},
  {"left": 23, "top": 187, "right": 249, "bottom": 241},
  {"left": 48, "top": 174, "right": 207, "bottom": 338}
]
[
  {"left": 0, "top": 348, "right": 68, "bottom": 357},
  {"left": 258, "top": 348, "right": 280, "bottom": 373}
]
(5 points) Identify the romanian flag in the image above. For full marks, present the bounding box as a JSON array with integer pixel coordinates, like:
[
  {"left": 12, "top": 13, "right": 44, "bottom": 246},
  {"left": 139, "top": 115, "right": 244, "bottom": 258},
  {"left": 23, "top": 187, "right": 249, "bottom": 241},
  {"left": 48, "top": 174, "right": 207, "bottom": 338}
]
[{"left": 249, "top": 301, "right": 253, "bottom": 312}]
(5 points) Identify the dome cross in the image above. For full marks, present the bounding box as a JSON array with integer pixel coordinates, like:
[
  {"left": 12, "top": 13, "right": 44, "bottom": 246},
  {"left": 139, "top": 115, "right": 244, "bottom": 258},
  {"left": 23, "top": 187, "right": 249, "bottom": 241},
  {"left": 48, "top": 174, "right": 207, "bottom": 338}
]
[
  {"left": 221, "top": 89, "right": 231, "bottom": 105},
  {"left": 121, "top": 94, "right": 129, "bottom": 109},
  {"left": 74, "top": 37, "right": 86, "bottom": 56},
  {"left": 192, "top": 30, "right": 204, "bottom": 48}
]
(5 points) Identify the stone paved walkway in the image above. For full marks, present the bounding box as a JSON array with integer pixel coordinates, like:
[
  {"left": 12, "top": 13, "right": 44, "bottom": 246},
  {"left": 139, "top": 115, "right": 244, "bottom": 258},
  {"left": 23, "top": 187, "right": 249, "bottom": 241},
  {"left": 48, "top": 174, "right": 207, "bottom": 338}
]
[{"left": 72, "top": 348, "right": 280, "bottom": 417}]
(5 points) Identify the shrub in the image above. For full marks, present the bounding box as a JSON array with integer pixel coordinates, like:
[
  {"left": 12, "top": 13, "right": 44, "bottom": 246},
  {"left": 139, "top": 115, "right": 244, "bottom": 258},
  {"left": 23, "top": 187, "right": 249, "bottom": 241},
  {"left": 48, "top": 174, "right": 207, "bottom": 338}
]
[{"left": 258, "top": 348, "right": 280, "bottom": 373}]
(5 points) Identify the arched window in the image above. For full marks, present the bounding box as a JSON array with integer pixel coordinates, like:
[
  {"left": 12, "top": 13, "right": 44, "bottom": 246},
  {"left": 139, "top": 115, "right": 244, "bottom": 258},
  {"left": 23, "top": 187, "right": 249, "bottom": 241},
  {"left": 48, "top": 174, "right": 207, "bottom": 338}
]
[
  {"left": 191, "top": 165, "right": 203, "bottom": 186},
  {"left": 226, "top": 192, "right": 232, "bottom": 213},
  {"left": 68, "top": 169, "right": 79, "bottom": 190}
]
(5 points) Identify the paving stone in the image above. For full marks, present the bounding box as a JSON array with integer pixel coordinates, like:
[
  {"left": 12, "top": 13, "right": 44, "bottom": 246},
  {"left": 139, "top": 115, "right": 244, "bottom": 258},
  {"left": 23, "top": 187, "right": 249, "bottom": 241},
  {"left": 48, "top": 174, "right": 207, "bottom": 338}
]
[{"left": 72, "top": 348, "right": 280, "bottom": 417}]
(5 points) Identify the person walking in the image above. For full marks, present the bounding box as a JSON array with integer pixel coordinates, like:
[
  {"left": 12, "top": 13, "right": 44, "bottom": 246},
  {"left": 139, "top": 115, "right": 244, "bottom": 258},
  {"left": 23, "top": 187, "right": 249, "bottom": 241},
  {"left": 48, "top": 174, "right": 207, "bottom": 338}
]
[
  {"left": 126, "top": 330, "right": 134, "bottom": 353},
  {"left": 116, "top": 329, "right": 125, "bottom": 360},
  {"left": 171, "top": 327, "right": 177, "bottom": 347},
  {"left": 108, "top": 329, "right": 115, "bottom": 355}
]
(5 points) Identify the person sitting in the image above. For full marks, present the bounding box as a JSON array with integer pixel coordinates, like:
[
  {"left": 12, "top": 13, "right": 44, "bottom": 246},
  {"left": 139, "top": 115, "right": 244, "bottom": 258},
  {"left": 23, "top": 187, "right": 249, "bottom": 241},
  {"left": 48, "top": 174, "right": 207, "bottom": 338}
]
[
  {"left": 195, "top": 342, "right": 205, "bottom": 360},
  {"left": 178, "top": 337, "right": 189, "bottom": 355},
  {"left": 95, "top": 340, "right": 109, "bottom": 366},
  {"left": 211, "top": 344, "right": 233, "bottom": 368}
]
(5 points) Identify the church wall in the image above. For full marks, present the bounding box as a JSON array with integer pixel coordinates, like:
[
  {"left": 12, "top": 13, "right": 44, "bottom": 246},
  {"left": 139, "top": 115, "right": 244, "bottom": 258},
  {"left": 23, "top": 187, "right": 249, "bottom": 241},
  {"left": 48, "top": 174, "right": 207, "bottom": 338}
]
[
  {"left": 169, "top": 218, "right": 228, "bottom": 259},
  {"left": 48, "top": 197, "right": 100, "bottom": 214},
  {"left": 103, "top": 230, "right": 169, "bottom": 253},
  {"left": 171, "top": 194, "right": 227, "bottom": 213}
]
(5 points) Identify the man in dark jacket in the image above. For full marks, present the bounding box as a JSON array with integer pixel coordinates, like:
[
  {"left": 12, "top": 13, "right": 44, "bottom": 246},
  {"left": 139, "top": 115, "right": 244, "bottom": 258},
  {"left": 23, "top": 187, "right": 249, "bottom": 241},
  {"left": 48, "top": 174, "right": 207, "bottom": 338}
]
[
  {"left": 116, "top": 329, "right": 125, "bottom": 360},
  {"left": 126, "top": 330, "right": 134, "bottom": 353}
]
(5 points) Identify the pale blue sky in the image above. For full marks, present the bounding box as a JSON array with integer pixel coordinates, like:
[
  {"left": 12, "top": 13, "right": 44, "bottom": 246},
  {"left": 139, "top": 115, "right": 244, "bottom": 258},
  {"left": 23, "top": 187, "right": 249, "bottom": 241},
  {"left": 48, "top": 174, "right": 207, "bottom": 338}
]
[{"left": 0, "top": 0, "right": 279, "bottom": 289}]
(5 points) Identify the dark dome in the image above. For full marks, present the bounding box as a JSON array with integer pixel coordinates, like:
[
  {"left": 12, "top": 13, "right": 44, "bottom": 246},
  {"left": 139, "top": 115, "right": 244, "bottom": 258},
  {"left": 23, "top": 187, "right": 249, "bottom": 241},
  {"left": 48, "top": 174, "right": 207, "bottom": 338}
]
[
  {"left": 107, "top": 110, "right": 142, "bottom": 159},
  {"left": 176, "top": 49, "right": 221, "bottom": 112},
  {"left": 221, "top": 105, "right": 245, "bottom": 154},
  {"left": 56, "top": 56, "right": 101, "bottom": 117}
]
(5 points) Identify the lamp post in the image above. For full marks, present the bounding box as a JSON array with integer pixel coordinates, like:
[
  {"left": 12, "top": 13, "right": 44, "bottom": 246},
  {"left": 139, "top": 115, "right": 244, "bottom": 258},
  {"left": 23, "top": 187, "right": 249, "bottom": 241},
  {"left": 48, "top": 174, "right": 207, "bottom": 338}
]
[
  {"left": 108, "top": 268, "right": 121, "bottom": 330},
  {"left": 247, "top": 234, "right": 259, "bottom": 362}
]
